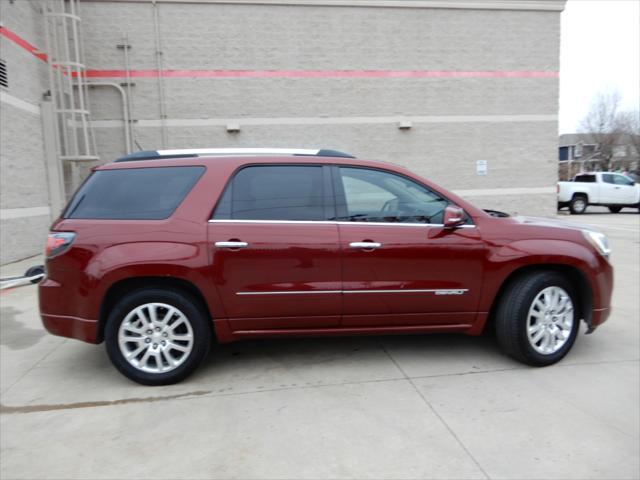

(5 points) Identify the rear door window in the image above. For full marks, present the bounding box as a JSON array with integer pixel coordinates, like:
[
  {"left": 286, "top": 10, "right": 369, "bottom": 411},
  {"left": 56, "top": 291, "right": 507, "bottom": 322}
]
[
  {"left": 64, "top": 166, "right": 205, "bottom": 220},
  {"left": 574, "top": 175, "right": 596, "bottom": 183},
  {"left": 213, "top": 165, "right": 326, "bottom": 221}
]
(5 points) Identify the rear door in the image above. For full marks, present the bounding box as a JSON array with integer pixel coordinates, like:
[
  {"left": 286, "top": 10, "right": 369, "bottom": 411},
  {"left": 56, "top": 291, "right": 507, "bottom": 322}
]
[
  {"left": 333, "top": 166, "right": 485, "bottom": 327},
  {"left": 207, "top": 165, "right": 341, "bottom": 331}
]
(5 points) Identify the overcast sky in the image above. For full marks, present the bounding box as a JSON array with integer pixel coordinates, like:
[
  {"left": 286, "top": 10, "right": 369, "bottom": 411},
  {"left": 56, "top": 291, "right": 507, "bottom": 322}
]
[{"left": 559, "top": 0, "right": 640, "bottom": 133}]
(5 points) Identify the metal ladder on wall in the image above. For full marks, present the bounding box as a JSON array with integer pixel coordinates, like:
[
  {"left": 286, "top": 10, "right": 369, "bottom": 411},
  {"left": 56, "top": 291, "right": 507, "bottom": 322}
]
[{"left": 43, "top": 0, "right": 99, "bottom": 197}]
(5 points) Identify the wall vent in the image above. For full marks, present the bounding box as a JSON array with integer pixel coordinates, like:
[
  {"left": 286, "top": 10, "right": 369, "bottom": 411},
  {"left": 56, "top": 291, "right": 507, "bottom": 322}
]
[{"left": 0, "top": 60, "right": 7, "bottom": 88}]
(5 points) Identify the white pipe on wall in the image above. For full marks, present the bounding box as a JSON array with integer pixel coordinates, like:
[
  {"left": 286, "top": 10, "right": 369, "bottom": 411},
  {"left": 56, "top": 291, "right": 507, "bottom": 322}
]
[{"left": 87, "top": 82, "right": 133, "bottom": 154}]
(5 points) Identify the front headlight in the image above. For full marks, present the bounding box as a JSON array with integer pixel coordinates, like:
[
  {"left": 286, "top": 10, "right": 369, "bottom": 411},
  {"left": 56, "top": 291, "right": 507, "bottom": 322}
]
[{"left": 582, "top": 230, "right": 611, "bottom": 259}]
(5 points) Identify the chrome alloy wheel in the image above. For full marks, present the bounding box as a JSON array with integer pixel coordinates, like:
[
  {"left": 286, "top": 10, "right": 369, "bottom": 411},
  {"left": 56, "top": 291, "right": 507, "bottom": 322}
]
[
  {"left": 118, "top": 303, "right": 194, "bottom": 374},
  {"left": 527, "top": 286, "right": 574, "bottom": 355}
]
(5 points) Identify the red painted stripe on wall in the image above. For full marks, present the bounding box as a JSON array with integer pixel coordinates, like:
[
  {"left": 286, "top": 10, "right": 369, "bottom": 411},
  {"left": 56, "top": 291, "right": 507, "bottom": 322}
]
[
  {"left": 2, "top": 26, "right": 559, "bottom": 80},
  {"left": 0, "top": 27, "right": 48, "bottom": 62},
  {"left": 82, "top": 69, "right": 559, "bottom": 79}
]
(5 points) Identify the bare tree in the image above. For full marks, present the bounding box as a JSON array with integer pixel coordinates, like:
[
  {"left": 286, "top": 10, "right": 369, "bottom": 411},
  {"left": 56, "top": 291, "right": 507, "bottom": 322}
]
[
  {"left": 616, "top": 109, "right": 640, "bottom": 160},
  {"left": 579, "top": 91, "right": 624, "bottom": 170}
]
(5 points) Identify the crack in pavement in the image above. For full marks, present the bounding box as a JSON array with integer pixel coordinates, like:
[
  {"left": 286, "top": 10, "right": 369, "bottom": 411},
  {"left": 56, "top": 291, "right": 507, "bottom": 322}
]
[
  {"left": 1, "top": 358, "right": 637, "bottom": 416},
  {"left": 378, "top": 341, "right": 491, "bottom": 479},
  {"left": 0, "top": 389, "right": 213, "bottom": 414}
]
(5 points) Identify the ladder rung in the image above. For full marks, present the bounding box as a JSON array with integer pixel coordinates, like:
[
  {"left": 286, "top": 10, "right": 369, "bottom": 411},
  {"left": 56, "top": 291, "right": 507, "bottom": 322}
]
[
  {"left": 50, "top": 61, "right": 86, "bottom": 69},
  {"left": 60, "top": 156, "right": 100, "bottom": 162},
  {"left": 44, "top": 12, "right": 81, "bottom": 21},
  {"left": 56, "top": 109, "right": 91, "bottom": 115}
]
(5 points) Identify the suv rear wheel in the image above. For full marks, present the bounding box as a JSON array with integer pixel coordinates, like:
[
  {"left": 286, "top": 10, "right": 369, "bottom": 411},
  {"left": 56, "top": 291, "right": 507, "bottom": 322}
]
[
  {"left": 105, "top": 288, "right": 211, "bottom": 385},
  {"left": 495, "top": 271, "right": 579, "bottom": 366}
]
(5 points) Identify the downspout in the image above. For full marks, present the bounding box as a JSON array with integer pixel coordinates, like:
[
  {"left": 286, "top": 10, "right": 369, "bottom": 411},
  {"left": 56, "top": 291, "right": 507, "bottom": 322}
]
[
  {"left": 152, "top": 0, "right": 168, "bottom": 148},
  {"left": 118, "top": 33, "right": 136, "bottom": 149},
  {"left": 86, "top": 82, "right": 132, "bottom": 154}
]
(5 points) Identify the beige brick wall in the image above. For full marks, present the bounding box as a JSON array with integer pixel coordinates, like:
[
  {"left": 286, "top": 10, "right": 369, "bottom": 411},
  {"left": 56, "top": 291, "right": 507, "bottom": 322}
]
[
  {"left": 0, "top": 0, "right": 51, "bottom": 264},
  {"left": 79, "top": 0, "right": 563, "bottom": 218}
]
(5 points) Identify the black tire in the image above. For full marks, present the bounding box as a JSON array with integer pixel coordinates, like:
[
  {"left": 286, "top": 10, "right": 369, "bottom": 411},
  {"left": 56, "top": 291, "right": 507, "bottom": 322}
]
[
  {"left": 495, "top": 271, "right": 579, "bottom": 366},
  {"left": 569, "top": 195, "right": 588, "bottom": 214},
  {"left": 608, "top": 206, "right": 622, "bottom": 213},
  {"left": 105, "top": 288, "right": 212, "bottom": 385}
]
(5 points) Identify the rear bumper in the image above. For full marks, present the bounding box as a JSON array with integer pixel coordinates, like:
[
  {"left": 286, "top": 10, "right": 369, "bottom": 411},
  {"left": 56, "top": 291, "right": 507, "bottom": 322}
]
[
  {"left": 39, "top": 277, "right": 99, "bottom": 344},
  {"left": 41, "top": 314, "right": 99, "bottom": 343}
]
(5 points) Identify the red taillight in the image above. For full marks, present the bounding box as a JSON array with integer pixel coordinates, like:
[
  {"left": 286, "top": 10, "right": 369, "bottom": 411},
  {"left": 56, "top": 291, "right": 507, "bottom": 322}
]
[{"left": 45, "top": 232, "right": 76, "bottom": 258}]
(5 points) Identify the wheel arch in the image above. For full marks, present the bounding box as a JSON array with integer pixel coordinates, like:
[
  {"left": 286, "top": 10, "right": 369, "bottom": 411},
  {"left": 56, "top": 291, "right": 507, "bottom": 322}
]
[
  {"left": 96, "top": 276, "right": 215, "bottom": 343},
  {"left": 485, "top": 263, "right": 593, "bottom": 333},
  {"left": 572, "top": 191, "right": 589, "bottom": 201}
]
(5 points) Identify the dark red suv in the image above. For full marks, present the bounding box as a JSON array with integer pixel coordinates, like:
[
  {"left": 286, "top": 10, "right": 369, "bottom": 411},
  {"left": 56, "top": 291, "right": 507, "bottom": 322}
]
[{"left": 39, "top": 148, "right": 613, "bottom": 385}]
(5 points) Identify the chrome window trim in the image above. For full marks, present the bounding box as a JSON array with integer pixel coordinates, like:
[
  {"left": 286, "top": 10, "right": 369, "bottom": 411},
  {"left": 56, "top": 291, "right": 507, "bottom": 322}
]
[
  {"left": 209, "top": 219, "right": 476, "bottom": 228},
  {"left": 237, "top": 288, "right": 469, "bottom": 296}
]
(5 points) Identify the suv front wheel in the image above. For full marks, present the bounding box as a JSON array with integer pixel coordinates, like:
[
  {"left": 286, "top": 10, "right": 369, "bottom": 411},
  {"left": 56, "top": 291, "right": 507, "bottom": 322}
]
[
  {"left": 105, "top": 288, "right": 211, "bottom": 385},
  {"left": 495, "top": 271, "right": 579, "bottom": 366}
]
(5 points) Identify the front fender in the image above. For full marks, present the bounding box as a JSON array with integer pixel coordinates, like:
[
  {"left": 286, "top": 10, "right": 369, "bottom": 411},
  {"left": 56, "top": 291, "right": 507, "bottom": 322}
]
[{"left": 478, "top": 239, "right": 606, "bottom": 314}]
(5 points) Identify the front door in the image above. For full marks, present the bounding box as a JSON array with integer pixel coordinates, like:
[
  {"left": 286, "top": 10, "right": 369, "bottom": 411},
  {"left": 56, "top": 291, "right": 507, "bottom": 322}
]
[
  {"left": 208, "top": 165, "right": 341, "bottom": 331},
  {"left": 611, "top": 174, "right": 637, "bottom": 204},
  {"left": 333, "top": 166, "right": 486, "bottom": 327}
]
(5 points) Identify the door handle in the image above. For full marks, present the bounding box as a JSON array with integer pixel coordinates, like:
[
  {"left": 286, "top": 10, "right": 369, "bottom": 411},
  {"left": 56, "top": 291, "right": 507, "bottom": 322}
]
[
  {"left": 614, "top": 186, "right": 621, "bottom": 189},
  {"left": 215, "top": 241, "right": 249, "bottom": 249},
  {"left": 349, "top": 241, "right": 382, "bottom": 249}
]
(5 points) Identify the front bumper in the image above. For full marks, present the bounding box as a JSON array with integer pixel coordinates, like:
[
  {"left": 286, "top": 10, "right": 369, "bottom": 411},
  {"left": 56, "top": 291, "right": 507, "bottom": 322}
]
[{"left": 586, "top": 306, "right": 611, "bottom": 333}]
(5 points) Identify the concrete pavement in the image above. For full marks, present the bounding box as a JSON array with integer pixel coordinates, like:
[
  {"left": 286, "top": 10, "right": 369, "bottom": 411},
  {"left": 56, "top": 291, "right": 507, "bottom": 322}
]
[{"left": 1, "top": 212, "right": 638, "bottom": 479}]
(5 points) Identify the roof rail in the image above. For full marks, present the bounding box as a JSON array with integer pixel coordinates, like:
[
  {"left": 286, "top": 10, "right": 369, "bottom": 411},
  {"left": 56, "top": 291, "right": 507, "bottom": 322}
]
[{"left": 115, "top": 148, "right": 356, "bottom": 162}]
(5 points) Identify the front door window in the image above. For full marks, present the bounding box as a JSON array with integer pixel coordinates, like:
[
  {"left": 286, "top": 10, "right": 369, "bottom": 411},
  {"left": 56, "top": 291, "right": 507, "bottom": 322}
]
[{"left": 336, "top": 167, "right": 450, "bottom": 224}]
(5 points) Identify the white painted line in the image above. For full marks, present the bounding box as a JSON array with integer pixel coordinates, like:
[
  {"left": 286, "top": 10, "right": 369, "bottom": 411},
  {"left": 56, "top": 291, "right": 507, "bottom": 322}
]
[
  {"left": 90, "top": 114, "right": 557, "bottom": 129},
  {"left": 452, "top": 186, "right": 556, "bottom": 196},
  {"left": 0, "top": 91, "right": 41, "bottom": 116}
]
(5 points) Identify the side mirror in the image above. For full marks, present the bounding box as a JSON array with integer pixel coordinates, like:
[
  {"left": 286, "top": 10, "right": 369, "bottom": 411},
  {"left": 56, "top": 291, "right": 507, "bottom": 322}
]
[{"left": 443, "top": 205, "right": 465, "bottom": 228}]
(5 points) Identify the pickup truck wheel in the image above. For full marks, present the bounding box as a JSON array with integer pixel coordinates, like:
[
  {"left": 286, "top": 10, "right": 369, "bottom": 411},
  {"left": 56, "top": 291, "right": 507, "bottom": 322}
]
[
  {"left": 569, "top": 195, "right": 588, "bottom": 214},
  {"left": 495, "top": 271, "right": 579, "bottom": 366},
  {"left": 608, "top": 206, "right": 622, "bottom": 213},
  {"left": 105, "top": 288, "right": 211, "bottom": 385}
]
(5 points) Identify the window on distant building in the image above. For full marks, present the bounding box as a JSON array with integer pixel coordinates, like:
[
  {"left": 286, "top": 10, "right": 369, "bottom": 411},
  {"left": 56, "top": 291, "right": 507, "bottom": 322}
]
[
  {"left": 582, "top": 144, "right": 596, "bottom": 157},
  {"left": 613, "top": 145, "right": 626, "bottom": 157},
  {"left": 559, "top": 146, "right": 569, "bottom": 161},
  {"left": 575, "top": 143, "right": 583, "bottom": 158}
]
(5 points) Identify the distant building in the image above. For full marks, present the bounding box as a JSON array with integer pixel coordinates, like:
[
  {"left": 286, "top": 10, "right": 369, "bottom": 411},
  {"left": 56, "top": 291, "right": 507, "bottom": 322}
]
[
  {"left": 559, "top": 133, "right": 640, "bottom": 180},
  {"left": 1, "top": 0, "right": 567, "bottom": 264}
]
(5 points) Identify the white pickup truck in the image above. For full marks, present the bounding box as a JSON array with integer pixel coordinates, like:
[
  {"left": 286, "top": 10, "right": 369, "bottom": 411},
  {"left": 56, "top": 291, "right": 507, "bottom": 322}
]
[{"left": 558, "top": 172, "right": 640, "bottom": 214}]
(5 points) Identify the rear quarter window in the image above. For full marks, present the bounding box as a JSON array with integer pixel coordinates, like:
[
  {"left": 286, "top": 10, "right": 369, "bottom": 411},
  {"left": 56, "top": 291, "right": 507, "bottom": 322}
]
[
  {"left": 64, "top": 166, "right": 205, "bottom": 220},
  {"left": 574, "top": 175, "right": 596, "bottom": 183}
]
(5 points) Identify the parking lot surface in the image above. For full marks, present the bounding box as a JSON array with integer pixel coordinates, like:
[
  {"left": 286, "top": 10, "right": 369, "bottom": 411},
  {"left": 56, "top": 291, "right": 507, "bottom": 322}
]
[{"left": 1, "top": 211, "right": 638, "bottom": 479}]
